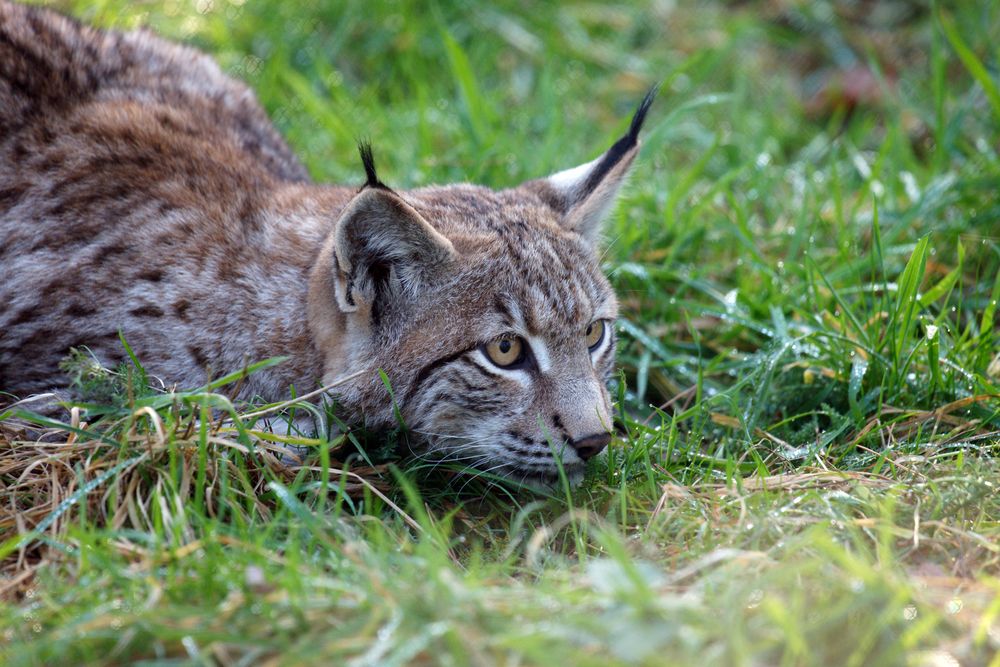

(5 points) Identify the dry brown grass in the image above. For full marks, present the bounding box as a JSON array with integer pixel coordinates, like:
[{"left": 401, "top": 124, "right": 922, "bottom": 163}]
[{"left": 0, "top": 412, "right": 393, "bottom": 597}]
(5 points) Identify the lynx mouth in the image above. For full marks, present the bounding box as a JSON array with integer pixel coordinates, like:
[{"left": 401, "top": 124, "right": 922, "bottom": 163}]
[
  {"left": 511, "top": 463, "right": 586, "bottom": 490},
  {"left": 408, "top": 431, "right": 591, "bottom": 489},
  {"left": 477, "top": 458, "right": 586, "bottom": 491}
]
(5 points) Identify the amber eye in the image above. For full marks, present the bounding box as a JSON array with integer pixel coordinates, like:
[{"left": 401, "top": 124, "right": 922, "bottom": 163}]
[
  {"left": 484, "top": 336, "right": 526, "bottom": 368},
  {"left": 585, "top": 320, "right": 606, "bottom": 350}
]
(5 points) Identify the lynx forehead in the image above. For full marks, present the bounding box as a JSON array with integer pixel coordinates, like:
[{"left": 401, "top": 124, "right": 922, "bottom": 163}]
[{"left": 0, "top": 0, "right": 654, "bottom": 486}]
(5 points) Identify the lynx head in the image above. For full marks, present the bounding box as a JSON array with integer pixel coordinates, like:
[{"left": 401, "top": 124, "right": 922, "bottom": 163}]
[{"left": 309, "top": 89, "right": 656, "bottom": 487}]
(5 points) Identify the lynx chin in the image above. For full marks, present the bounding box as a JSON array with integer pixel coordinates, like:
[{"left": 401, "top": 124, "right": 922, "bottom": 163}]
[{"left": 0, "top": 1, "right": 656, "bottom": 487}]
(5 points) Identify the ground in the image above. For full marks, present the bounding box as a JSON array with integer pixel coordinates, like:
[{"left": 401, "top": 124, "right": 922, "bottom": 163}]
[{"left": 2, "top": 0, "right": 999, "bottom": 665}]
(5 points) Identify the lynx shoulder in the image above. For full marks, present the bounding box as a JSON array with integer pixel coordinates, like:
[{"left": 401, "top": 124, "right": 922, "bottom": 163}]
[{"left": 0, "top": 1, "right": 654, "bottom": 485}]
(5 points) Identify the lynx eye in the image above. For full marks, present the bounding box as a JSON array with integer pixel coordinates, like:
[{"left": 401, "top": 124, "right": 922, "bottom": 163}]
[
  {"left": 586, "top": 320, "right": 606, "bottom": 350},
  {"left": 484, "top": 336, "right": 526, "bottom": 368}
]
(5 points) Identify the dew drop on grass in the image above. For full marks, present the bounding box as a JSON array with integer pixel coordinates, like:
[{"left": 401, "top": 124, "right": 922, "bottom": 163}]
[
  {"left": 947, "top": 598, "right": 963, "bottom": 614},
  {"left": 900, "top": 171, "right": 920, "bottom": 201},
  {"left": 903, "top": 605, "right": 918, "bottom": 621}
]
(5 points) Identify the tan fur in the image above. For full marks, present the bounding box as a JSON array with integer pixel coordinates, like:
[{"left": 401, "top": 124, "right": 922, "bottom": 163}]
[{"left": 0, "top": 2, "right": 650, "bottom": 485}]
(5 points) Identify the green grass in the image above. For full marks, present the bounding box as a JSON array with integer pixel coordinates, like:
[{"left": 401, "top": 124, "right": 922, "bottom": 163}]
[{"left": 3, "top": 0, "right": 1000, "bottom": 664}]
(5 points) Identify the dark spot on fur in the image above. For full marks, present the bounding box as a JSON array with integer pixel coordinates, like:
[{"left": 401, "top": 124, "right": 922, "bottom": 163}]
[
  {"left": 38, "top": 149, "right": 69, "bottom": 174},
  {"left": 129, "top": 304, "right": 164, "bottom": 318},
  {"left": 155, "top": 110, "right": 199, "bottom": 137},
  {"left": 7, "top": 307, "right": 38, "bottom": 326},
  {"left": 11, "top": 141, "right": 28, "bottom": 162},
  {"left": 65, "top": 302, "right": 96, "bottom": 317},
  {"left": 172, "top": 298, "right": 191, "bottom": 320},
  {"left": 137, "top": 268, "right": 163, "bottom": 282},
  {"left": 187, "top": 344, "right": 210, "bottom": 369},
  {"left": 17, "top": 327, "right": 61, "bottom": 353},
  {"left": 237, "top": 195, "right": 259, "bottom": 234},
  {"left": 0, "top": 182, "right": 28, "bottom": 211},
  {"left": 94, "top": 242, "right": 129, "bottom": 262},
  {"left": 156, "top": 200, "right": 179, "bottom": 216},
  {"left": 216, "top": 256, "right": 242, "bottom": 281}
]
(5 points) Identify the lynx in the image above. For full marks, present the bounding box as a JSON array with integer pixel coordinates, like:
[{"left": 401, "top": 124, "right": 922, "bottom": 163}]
[{"left": 0, "top": 1, "right": 654, "bottom": 486}]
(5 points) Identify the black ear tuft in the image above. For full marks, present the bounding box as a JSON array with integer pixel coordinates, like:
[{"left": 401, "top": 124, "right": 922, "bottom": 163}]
[
  {"left": 357, "top": 140, "right": 387, "bottom": 190},
  {"left": 580, "top": 85, "right": 659, "bottom": 195},
  {"left": 627, "top": 84, "right": 659, "bottom": 145}
]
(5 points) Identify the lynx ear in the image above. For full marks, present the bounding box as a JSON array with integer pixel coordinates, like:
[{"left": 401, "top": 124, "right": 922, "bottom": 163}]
[
  {"left": 529, "top": 87, "right": 657, "bottom": 244},
  {"left": 333, "top": 145, "right": 455, "bottom": 322}
]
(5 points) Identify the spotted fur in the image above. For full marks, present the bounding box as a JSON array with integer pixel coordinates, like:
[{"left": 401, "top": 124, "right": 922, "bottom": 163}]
[{"left": 0, "top": 2, "right": 653, "bottom": 485}]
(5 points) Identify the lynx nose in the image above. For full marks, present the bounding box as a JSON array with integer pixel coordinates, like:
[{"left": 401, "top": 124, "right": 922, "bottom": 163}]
[{"left": 571, "top": 433, "right": 611, "bottom": 461}]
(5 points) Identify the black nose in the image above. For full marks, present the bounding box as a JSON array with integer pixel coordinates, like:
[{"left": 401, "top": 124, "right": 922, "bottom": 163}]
[{"left": 571, "top": 433, "right": 611, "bottom": 461}]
